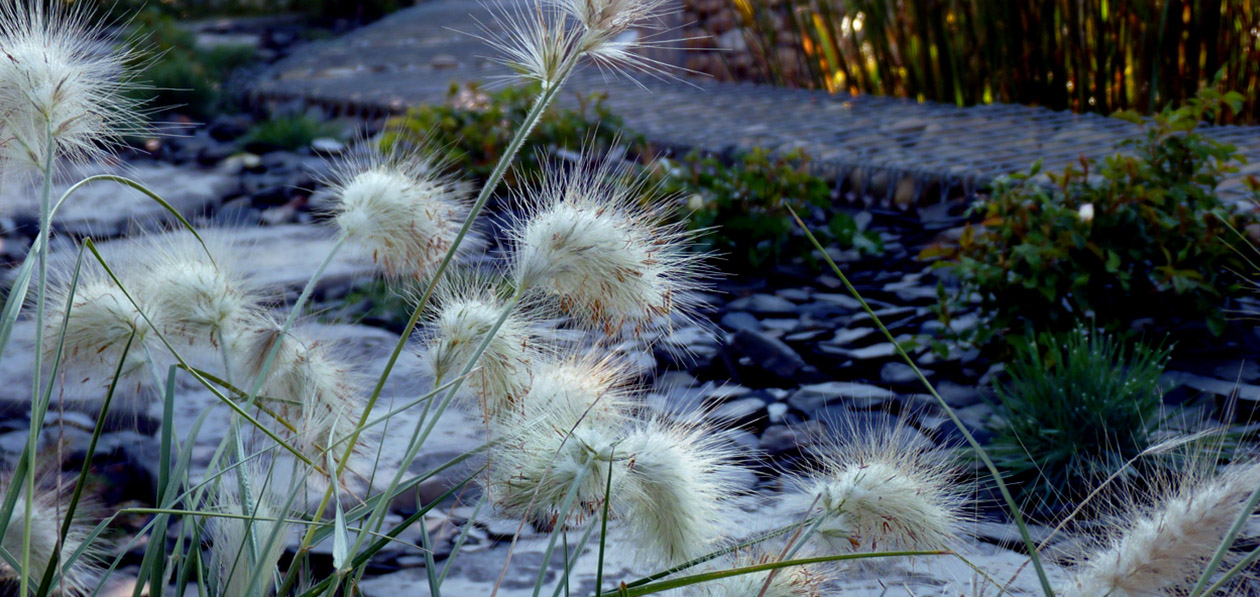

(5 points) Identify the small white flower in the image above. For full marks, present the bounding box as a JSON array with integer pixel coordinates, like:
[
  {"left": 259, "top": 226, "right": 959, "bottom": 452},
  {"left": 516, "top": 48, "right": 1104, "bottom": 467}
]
[{"left": 1078, "top": 203, "right": 1095, "bottom": 223}]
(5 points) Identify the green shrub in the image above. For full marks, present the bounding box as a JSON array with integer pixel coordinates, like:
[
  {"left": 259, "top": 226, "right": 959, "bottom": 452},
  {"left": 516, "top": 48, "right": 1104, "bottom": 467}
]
[
  {"left": 989, "top": 328, "right": 1170, "bottom": 516},
  {"left": 127, "top": 10, "right": 257, "bottom": 118},
  {"left": 242, "top": 114, "right": 341, "bottom": 152},
  {"left": 379, "top": 82, "right": 628, "bottom": 188},
  {"left": 928, "top": 88, "right": 1258, "bottom": 348},
  {"left": 663, "top": 148, "right": 882, "bottom": 270}
]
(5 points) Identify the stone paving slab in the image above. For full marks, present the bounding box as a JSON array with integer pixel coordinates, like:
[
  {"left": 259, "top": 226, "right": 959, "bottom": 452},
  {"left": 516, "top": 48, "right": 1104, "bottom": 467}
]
[{"left": 248, "top": 0, "right": 1260, "bottom": 209}]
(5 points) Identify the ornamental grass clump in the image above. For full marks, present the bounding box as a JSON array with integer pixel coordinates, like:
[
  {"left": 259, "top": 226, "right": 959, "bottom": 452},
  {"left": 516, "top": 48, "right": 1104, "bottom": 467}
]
[{"left": 18, "top": 0, "right": 1260, "bottom": 595}]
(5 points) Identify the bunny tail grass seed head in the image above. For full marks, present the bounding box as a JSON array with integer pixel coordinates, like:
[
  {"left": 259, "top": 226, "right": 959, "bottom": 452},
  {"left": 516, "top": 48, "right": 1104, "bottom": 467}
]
[
  {"left": 512, "top": 353, "right": 637, "bottom": 424},
  {"left": 785, "top": 422, "right": 961, "bottom": 555},
  {"left": 1071, "top": 461, "right": 1260, "bottom": 596},
  {"left": 426, "top": 279, "right": 548, "bottom": 418},
  {"left": 0, "top": 1, "right": 144, "bottom": 174},
  {"left": 238, "top": 325, "right": 369, "bottom": 473},
  {"left": 133, "top": 233, "right": 261, "bottom": 353},
  {"left": 0, "top": 468, "right": 102, "bottom": 595},
  {"left": 43, "top": 265, "right": 161, "bottom": 390},
  {"left": 617, "top": 417, "right": 741, "bottom": 565},
  {"left": 326, "top": 147, "right": 473, "bottom": 278},
  {"left": 510, "top": 152, "right": 707, "bottom": 336},
  {"left": 487, "top": 357, "right": 635, "bottom": 524},
  {"left": 695, "top": 549, "right": 828, "bottom": 597},
  {"left": 209, "top": 485, "right": 291, "bottom": 597}
]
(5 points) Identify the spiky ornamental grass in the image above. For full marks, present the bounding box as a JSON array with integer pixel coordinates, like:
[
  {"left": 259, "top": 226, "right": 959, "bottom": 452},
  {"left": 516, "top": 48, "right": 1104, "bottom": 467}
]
[
  {"left": 784, "top": 424, "right": 962, "bottom": 555},
  {"left": 209, "top": 484, "right": 291, "bottom": 597},
  {"left": 236, "top": 325, "right": 370, "bottom": 475},
  {"left": 0, "top": 1, "right": 144, "bottom": 174},
  {"left": 0, "top": 468, "right": 101, "bottom": 595},
  {"left": 326, "top": 148, "right": 473, "bottom": 279},
  {"left": 1070, "top": 461, "right": 1260, "bottom": 596},
  {"left": 510, "top": 153, "right": 707, "bottom": 336},
  {"left": 133, "top": 233, "right": 262, "bottom": 356},
  {"left": 617, "top": 418, "right": 741, "bottom": 566},
  {"left": 486, "top": 355, "right": 633, "bottom": 524},
  {"left": 426, "top": 279, "right": 551, "bottom": 418},
  {"left": 42, "top": 264, "right": 162, "bottom": 391},
  {"left": 486, "top": 0, "right": 678, "bottom": 88}
]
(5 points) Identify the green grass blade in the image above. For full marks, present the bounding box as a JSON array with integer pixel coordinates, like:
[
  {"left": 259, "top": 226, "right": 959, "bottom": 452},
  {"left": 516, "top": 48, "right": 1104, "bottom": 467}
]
[{"left": 600, "top": 551, "right": 951, "bottom": 596}]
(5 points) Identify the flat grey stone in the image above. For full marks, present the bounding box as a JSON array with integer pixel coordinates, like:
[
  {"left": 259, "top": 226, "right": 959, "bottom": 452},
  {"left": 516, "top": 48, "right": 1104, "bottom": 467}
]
[
  {"left": 725, "top": 293, "right": 796, "bottom": 316},
  {"left": 5, "top": 162, "right": 236, "bottom": 237},
  {"left": 786, "top": 381, "right": 897, "bottom": 412}
]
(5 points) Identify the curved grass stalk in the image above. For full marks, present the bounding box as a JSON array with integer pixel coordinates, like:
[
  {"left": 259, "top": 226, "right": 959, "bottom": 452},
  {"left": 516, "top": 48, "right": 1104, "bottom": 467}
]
[
  {"left": 786, "top": 205, "right": 1055, "bottom": 596},
  {"left": 599, "top": 551, "right": 952, "bottom": 596}
]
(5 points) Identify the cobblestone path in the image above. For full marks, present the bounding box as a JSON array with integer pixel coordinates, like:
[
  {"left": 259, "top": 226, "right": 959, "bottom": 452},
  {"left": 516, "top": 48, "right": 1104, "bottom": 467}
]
[{"left": 249, "top": 0, "right": 1260, "bottom": 208}]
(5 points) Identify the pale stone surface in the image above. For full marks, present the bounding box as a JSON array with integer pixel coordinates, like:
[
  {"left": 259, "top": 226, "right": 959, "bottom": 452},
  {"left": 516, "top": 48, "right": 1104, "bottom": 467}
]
[{"left": 3, "top": 162, "right": 237, "bottom": 237}]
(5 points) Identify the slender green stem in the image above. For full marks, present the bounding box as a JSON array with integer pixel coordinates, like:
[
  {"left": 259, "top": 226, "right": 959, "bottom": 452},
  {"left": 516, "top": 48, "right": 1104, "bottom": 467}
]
[
  {"left": 437, "top": 495, "right": 486, "bottom": 587},
  {"left": 533, "top": 463, "right": 591, "bottom": 597},
  {"left": 786, "top": 206, "right": 1055, "bottom": 596},
  {"left": 22, "top": 129, "right": 56, "bottom": 597},
  {"left": 593, "top": 446, "right": 615, "bottom": 594}
]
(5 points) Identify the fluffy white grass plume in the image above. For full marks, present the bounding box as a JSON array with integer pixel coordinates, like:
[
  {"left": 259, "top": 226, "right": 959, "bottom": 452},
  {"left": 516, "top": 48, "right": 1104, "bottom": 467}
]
[
  {"left": 43, "top": 267, "right": 161, "bottom": 389},
  {"left": 694, "top": 549, "right": 827, "bottom": 597},
  {"left": 510, "top": 354, "right": 636, "bottom": 423},
  {"left": 486, "top": 355, "right": 637, "bottom": 524},
  {"left": 1070, "top": 461, "right": 1260, "bottom": 596},
  {"left": 326, "top": 148, "right": 472, "bottom": 278},
  {"left": 0, "top": 469, "right": 102, "bottom": 595},
  {"left": 237, "top": 325, "right": 368, "bottom": 473},
  {"left": 0, "top": 1, "right": 144, "bottom": 173},
  {"left": 617, "top": 417, "right": 741, "bottom": 565},
  {"left": 483, "top": 0, "right": 677, "bottom": 86},
  {"left": 131, "top": 233, "right": 260, "bottom": 354},
  {"left": 510, "top": 152, "right": 706, "bottom": 336},
  {"left": 209, "top": 485, "right": 291, "bottom": 597},
  {"left": 425, "top": 280, "right": 547, "bottom": 417},
  {"left": 784, "top": 423, "right": 960, "bottom": 554}
]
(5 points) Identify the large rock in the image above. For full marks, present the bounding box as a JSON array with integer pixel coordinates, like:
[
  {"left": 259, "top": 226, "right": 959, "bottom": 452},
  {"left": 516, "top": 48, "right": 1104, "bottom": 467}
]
[{"left": 4, "top": 162, "right": 237, "bottom": 237}]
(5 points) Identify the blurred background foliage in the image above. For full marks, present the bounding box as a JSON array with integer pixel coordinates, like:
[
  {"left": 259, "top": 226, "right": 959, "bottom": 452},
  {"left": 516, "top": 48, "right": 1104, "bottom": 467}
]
[{"left": 725, "top": 0, "right": 1260, "bottom": 123}]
